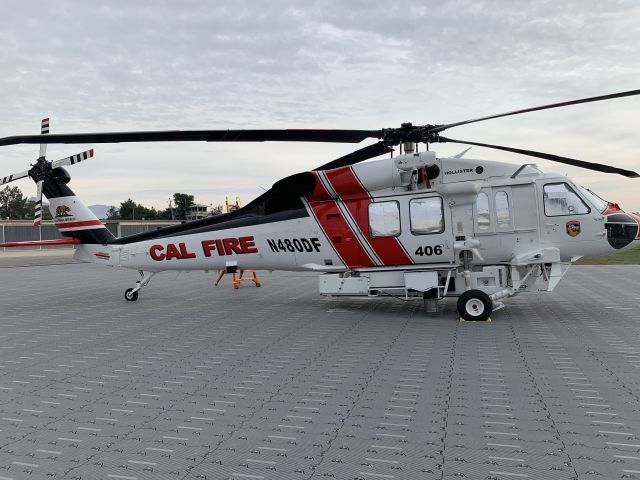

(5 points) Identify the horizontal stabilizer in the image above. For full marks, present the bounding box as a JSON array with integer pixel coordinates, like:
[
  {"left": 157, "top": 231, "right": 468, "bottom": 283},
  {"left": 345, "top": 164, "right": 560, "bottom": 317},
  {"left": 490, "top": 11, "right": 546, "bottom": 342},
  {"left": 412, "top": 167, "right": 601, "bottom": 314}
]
[{"left": 0, "top": 238, "right": 80, "bottom": 248}]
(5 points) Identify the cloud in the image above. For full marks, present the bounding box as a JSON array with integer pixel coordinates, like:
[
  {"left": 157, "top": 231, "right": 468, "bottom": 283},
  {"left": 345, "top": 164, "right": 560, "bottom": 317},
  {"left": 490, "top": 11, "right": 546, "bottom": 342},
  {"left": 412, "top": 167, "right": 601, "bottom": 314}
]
[{"left": 0, "top": 0, "right": 638, "bottom": 210}]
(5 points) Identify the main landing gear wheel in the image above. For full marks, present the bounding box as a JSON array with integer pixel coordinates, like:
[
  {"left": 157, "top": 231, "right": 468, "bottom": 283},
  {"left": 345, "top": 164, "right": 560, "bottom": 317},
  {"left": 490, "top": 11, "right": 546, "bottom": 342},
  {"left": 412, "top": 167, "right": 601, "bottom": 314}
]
[
  {"left": 457, "top": 289, "right": 492, "bottom": 322},
  {"left": 124, "top": 288, "right": 139, "bottom": 302}
]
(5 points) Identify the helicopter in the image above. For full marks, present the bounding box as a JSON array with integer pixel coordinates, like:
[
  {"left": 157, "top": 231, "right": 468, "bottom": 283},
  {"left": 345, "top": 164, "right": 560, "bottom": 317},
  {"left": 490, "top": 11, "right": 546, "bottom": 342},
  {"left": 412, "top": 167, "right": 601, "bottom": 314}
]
[{"left": 1, "top": 89, "right": 639, "bottom": 321}]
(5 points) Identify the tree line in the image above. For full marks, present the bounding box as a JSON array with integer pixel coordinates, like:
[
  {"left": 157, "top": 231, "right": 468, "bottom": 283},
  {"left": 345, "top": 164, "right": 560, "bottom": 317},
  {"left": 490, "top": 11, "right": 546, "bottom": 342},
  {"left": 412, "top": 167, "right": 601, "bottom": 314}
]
[
  {"left": 0, "top": 186, "right": 223, "bottom": 221},
  {"left": 0, "top": 186, "right": 53, "bottom": 220},
  {"left": 108, "top": 193, "right": 223, "bottom": 220}
]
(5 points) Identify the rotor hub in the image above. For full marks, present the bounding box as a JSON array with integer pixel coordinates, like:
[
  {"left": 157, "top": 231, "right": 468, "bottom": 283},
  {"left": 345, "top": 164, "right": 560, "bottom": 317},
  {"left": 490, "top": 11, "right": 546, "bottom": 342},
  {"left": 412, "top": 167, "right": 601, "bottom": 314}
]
[
  {"left": 380, "top": 123, "right": 441, "bottom": 147},
  {"left": 28, "top": 157, "right": 52, "bottom": 182}
]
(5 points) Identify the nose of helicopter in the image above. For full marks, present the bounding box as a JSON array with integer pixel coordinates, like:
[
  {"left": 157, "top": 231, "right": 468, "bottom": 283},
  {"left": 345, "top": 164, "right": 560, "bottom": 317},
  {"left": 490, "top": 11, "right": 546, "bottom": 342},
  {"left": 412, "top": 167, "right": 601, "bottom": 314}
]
[{"left": 604, "top": 204, "right": 640, "bottom": 250}]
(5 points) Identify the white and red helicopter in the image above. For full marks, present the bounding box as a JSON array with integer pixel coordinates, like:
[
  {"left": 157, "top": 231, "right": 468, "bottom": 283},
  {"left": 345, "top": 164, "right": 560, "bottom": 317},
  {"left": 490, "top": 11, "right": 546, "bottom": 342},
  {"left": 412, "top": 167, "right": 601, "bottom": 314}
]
[{"left": 1, "top": 90, "right": 639, "bottom": 321}]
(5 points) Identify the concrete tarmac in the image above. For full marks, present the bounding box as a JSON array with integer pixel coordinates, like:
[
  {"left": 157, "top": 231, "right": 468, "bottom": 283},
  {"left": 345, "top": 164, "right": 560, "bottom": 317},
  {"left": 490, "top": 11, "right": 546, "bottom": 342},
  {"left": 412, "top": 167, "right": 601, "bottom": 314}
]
[
  {"left": 0, "top": 261, "right": 639, "bottom": 479},
  {"left": 0, "top": 248, "right": 78, "bottom": 267}
]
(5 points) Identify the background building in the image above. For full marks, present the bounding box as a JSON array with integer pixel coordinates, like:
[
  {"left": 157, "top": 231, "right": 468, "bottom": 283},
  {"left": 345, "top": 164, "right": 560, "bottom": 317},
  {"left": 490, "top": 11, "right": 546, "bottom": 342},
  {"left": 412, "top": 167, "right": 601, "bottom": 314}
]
[{"left": 186, "top": 204, "right": 209, "bottom": 220}]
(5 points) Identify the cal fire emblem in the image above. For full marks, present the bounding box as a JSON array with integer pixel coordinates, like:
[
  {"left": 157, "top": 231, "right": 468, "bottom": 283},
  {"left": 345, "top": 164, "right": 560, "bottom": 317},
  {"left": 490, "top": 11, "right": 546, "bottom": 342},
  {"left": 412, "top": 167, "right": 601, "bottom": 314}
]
[
  {"left": 55, "top": 205, "right": 72, "bottom": 218},
  {"left": 566, "top": 220, "right": 581, "bottom": 237}
]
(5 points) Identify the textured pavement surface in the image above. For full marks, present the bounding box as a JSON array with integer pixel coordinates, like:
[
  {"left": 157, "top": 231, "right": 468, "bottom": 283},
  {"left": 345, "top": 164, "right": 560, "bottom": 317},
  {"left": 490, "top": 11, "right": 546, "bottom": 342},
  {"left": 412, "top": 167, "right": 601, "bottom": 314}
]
[
  {"left": 0, "top": 249, "right": 77, "bottom": 268},
  {"left": 0, "top": 263, "right": 639, "bottom": 479}
]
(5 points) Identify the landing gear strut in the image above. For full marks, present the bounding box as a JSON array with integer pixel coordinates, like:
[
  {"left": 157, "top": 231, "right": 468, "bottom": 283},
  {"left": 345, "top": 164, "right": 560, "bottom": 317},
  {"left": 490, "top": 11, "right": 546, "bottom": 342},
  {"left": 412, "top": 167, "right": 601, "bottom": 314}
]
[
  {"left": 423, "top": 289, "right": 439, "bottom": 314},
  {"left": 124, "top": 271, "right": 156, "bottom": 302}
]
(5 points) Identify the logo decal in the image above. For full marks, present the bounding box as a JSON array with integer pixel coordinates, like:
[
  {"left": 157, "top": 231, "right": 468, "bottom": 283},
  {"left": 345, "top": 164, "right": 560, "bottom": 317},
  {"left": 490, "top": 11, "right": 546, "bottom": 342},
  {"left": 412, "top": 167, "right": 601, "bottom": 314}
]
[
  {"left": 444, "top": 168, "right": 473, "bottom": 175},
  {"left": 566, "top": 220, "right": 581, "bottom": 237},
  {"left": 55, "top": 205, "right": 72, "bottom": 218}
]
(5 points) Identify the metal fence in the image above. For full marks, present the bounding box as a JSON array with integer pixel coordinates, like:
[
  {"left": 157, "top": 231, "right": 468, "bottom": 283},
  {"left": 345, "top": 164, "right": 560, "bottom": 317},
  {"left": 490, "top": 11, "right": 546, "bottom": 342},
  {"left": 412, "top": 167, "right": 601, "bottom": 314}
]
[
  {"left": 0, "top": 220, "right": 181, "bottom": 250},
  {"left": 104, "top": 221, "right": 181, "bottom": 238}
]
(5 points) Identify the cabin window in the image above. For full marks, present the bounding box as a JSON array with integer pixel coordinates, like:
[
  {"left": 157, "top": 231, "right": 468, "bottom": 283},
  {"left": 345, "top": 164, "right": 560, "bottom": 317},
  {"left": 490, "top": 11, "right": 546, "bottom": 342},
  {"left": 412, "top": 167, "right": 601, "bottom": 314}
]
[
  {"left": 476, "top": 192, "right": 490, "bottom": 230},
  {"left": 544, "top": 183, "right": 590, "bottom": 216},
  {"left": 410, "top": 197, "right": 444, "bottom": 234},
  {"left": 495, "top": 191, "right": 511, "bottom": 228},
  {"left": 369, "top": 201, "right": 401, "bottom": 237}
]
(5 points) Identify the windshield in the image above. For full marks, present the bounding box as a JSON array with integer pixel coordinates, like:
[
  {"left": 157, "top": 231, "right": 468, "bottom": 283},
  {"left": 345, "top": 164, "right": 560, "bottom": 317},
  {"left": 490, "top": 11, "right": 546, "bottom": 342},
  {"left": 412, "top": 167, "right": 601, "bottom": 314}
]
[{"left": 576, "top": 184, "right": 608, "bottom": 213}]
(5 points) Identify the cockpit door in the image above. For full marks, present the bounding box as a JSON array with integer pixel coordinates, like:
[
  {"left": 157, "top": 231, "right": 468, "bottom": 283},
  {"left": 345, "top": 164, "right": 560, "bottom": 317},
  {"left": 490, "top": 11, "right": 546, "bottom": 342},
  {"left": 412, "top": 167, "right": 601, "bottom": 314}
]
[
  {"left": 399, "top": 194, "right": 454, "bottom": 264},
  {"left": 470, "top": 184, "right": 539, "bottom": 261}
]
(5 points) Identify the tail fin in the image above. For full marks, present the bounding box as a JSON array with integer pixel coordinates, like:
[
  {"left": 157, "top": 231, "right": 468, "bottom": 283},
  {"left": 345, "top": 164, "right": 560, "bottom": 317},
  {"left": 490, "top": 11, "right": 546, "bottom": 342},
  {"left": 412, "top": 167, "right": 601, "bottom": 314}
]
[{"left": 44, "top": 168, "right": 115, "bottom": 244}]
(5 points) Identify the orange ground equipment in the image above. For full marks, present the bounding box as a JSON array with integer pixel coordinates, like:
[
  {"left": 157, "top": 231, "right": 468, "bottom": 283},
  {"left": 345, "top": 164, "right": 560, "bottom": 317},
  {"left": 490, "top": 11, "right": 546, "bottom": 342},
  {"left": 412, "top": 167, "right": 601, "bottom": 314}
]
[
  {"left": 215, "top": 269, "right": 261, "bottom": 289},
  {"left": 225, "top": 196, "right": 241, "bottom": 213}
]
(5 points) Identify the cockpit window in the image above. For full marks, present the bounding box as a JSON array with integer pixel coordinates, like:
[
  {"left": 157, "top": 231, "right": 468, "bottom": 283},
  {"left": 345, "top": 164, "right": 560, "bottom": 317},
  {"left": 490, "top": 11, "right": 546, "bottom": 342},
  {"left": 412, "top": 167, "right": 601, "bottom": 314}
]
[
  {"left": 369, "top": 201, "right": 401, "bottom": 237},
  {"left": 576, "top": 184, "right": 608, "bottom": 213},
  {"left": 543, "top": 183, "right": 590, "bottom": 216}
]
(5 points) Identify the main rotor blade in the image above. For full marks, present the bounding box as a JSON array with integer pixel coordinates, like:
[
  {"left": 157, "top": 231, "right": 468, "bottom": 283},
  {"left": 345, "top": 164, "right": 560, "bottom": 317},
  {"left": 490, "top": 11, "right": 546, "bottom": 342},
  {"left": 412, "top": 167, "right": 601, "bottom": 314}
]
[
  {"left": 314, "top": 142, "right": 393, "bottom": 171},
  {"left": 51, "top": 149, "right": 94, "bottom": 169},
  {"left": 1, "top": 170, "right": 29, "bottom": 185},
  {"left": 438, "top": 136, "right": 640, "bottom": 178},
  {"left": 0, "top": 129, "right": 382, "bottom": 147},
  {"left": 432, "top": 89, "right": 640, "bottom": 134}
]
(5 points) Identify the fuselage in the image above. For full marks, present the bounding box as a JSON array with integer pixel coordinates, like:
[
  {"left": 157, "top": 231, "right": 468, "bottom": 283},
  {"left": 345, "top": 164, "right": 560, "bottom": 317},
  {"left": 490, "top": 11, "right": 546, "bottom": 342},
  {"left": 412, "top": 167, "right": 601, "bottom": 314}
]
[{"left": 71, "top": 153, "right": 640, "bottom": 273}]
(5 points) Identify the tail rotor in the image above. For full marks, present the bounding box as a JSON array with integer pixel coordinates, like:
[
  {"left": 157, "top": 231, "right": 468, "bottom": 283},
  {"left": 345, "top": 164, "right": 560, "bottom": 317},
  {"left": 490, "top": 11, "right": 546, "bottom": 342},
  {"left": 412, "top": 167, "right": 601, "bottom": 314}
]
[{"left": 0, "top": 118, "right": 98, "bottom": 222}]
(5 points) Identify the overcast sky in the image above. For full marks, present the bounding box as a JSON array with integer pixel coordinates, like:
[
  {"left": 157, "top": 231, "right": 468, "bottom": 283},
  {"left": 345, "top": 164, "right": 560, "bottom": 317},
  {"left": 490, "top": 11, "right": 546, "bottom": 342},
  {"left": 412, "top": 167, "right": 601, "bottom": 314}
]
[{"left": 0, "top": 0, "right": 638, "bottom": 211}]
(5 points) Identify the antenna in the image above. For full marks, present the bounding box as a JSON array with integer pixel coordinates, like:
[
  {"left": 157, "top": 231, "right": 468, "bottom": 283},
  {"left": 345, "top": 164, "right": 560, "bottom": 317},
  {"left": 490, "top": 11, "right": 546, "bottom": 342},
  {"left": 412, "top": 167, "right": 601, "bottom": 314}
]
[{"left": 168, "top": 197, "right": 175, "bottom": 220}]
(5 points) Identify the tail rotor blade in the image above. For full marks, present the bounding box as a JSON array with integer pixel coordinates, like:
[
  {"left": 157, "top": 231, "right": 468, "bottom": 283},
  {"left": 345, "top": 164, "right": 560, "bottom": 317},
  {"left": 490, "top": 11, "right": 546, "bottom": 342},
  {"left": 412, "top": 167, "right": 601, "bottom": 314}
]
[
  {"left": 1, "top": 170, "right": 29, "bottom": 186},
  {"left": 39, "top": 117, "right": 49, "bottom": 158},
  {"left": 51, "top": 149, "right": 94, "bottom": 169},
  {"left": 33, "top": 180, "right": 43, "bottom": 227}
]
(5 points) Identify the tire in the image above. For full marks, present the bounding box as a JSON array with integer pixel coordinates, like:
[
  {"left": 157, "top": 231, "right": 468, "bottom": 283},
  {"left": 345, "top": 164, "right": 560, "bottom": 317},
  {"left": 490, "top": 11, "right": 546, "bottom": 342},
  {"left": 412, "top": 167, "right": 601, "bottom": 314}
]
[
  {"left": 457, "top": 289, "right": 492, "bottom": 321},
  {"left": 124, "top": 288, "right": 139, "bottom": 302}
]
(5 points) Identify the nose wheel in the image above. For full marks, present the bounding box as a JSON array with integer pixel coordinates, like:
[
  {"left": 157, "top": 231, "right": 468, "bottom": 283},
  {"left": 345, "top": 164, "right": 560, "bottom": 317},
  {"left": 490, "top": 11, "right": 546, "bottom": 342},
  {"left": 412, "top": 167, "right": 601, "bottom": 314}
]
[
  {"left": 457, "top": 289, "right": 493, "bottom": 322},
  {"left": 124, "top": 288, "right": 139, "bottom": 302},
  {"left": 124, "top": 271, "right": 155, "bottom": 302}
]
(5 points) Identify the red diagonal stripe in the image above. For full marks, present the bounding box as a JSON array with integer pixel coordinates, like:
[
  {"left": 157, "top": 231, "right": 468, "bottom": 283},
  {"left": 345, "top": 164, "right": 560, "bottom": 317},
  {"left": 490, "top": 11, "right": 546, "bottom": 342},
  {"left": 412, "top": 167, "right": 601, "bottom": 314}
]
[
  {"left": 306, "top": 171, "right": 334, "bottom": 202},
  {"left": 309, "top": 200, "right": 375, "bottom": 268},
  {"left": 325, "top": 167, "right": 413, "bottom": 266}
]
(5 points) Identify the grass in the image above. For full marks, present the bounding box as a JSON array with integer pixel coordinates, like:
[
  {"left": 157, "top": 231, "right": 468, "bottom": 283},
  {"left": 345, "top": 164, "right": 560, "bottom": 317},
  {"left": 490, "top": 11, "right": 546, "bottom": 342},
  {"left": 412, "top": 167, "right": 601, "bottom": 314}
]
[{"left": 576, "top": 246, "right": 640, "bottom": 265}]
